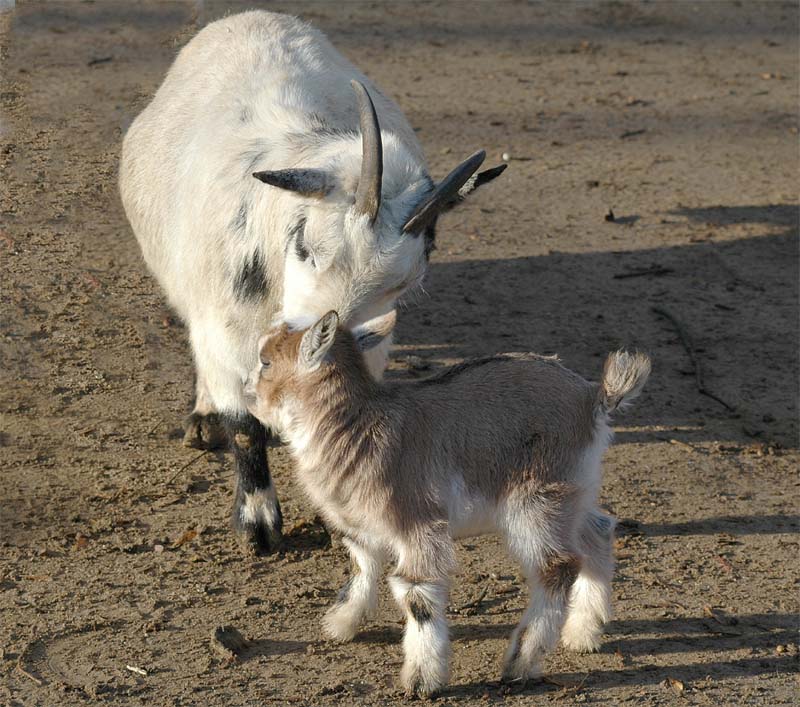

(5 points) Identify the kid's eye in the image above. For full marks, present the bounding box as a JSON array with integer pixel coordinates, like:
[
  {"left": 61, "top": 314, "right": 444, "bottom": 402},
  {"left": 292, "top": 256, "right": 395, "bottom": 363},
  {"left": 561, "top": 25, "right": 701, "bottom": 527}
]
[{"left": 260, "top": 358, "right": 271, "bottom": 369}]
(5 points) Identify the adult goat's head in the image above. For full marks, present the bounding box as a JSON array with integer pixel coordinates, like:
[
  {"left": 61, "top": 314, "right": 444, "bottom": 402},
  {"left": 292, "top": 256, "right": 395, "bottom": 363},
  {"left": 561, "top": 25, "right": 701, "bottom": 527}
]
[{"left": 252, "top": 81, "right": 505, "bottom": 341}]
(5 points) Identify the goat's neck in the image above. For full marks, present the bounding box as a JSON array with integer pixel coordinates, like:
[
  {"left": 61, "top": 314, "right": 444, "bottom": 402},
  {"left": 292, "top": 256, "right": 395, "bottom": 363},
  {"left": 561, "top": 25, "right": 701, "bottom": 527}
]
[{"left": 284, "top": 370, "right": 387, "bottom": 474}]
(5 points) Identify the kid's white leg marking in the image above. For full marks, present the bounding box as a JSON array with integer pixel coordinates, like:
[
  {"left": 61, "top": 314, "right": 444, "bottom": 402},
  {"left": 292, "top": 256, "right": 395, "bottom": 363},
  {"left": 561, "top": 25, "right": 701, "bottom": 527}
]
[
  {"left": 561, "top": 572, "right": 611, "bottom": 652},
  {"left": 502, "top": 556, "right": 578, "bottom": 682},
  {"left": 562, "top": 511, "right": 615, "bottom": 653},
  {"left": 388, "top": 576, "right": 450, "bottom": 697},
  {"left": 323, "top": 539, "right": 385, "bottom": 642}
]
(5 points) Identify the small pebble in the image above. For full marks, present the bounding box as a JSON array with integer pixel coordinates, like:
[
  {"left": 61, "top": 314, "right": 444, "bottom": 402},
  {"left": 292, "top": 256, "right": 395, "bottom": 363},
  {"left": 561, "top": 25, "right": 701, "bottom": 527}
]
[
  {"left": 501, "top": 152, "right": 510, "bottom": 161},
  {"left": 153, "top": 544, "right": 164, "bottom": 553}
]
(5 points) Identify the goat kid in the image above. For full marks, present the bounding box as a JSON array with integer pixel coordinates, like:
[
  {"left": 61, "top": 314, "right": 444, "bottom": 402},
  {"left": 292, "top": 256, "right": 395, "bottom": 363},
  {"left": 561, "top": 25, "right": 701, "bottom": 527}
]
[{"left": 245, "top": 311, "right": 650, "bottom": 696}]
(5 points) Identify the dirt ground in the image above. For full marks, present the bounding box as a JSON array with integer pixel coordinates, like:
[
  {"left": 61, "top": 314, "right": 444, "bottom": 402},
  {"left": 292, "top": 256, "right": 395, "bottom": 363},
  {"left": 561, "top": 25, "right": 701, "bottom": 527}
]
[{"left": 1, "top": 1, "right": 798, "bottom": 705}]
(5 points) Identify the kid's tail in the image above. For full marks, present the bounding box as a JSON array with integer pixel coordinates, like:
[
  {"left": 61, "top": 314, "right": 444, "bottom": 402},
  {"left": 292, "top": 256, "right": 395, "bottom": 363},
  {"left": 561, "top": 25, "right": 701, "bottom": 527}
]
[{"left": 597, "top": 351, "right": 651, "bottom": 414}]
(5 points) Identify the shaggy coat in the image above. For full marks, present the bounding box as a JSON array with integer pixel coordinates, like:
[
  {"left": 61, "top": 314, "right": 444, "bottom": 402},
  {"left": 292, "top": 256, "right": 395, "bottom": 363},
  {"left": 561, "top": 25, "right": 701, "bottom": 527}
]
[
  {"left": 246, "top": 311, "right": 650, "bottom": 696},
  {"left": 119, "top": 10, "right": 504, "bottom": 553}
]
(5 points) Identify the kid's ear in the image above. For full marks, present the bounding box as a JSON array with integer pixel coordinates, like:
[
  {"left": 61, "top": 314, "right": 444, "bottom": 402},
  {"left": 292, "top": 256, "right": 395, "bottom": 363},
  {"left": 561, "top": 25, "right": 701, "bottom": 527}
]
[
  {"left": 300, "top": 311, "right": 339, "bottom": 367},
  {"left": 352, "top": 310, "right": 397, "bottom": 352}
]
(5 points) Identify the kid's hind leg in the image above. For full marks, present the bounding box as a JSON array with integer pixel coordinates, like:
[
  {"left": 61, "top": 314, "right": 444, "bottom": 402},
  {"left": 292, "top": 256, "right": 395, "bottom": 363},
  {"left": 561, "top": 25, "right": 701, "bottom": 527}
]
[
  {"left": 500, "top": 485, "right": 582, "bottom": 683},
  {"left": 389, "top": 574, "right": 450, "bottom": 697},
  {"left": 502, "top": 552, "right": 581, "bottom": 683},
  {"left": 561, "top": 509, "right": 615, "bottom": 653}
]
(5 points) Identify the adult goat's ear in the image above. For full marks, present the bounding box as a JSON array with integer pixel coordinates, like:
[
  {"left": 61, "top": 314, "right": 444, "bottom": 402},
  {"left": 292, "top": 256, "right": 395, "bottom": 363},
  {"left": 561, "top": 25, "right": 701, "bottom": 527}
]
[
  {"left": 352, "top": 310, "right": 396, "bottom": 352},
  {"left": 300, "top": 311, "right": 339, "bottom": 368},
  {"left": 454, "top": 163, "right": 507, "bottom": 203},
  {"left": 402, "top": 152, "right": 507, "bottom": 234},
  {"left": 253, "top": 169, "right": 333, "bottom": 198}
]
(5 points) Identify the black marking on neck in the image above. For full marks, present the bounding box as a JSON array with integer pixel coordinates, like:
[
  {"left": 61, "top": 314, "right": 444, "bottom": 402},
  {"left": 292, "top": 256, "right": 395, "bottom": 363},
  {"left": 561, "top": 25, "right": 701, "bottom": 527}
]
[
  {"left": 355, "top": 330, "right": 384, "bottom": 352},
  {"left": 233, "top": 249, "right": 269, "bottom": 301}
]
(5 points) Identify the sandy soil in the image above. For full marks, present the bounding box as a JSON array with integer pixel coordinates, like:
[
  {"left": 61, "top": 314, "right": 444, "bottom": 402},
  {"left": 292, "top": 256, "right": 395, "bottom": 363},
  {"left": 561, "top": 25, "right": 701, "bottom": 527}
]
[{"left": 1, "top": 1, "right": 798, "bottom": 705}]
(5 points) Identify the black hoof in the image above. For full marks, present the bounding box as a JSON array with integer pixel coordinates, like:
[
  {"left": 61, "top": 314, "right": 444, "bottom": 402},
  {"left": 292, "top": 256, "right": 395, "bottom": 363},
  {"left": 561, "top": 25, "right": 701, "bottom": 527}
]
[
  {"left": 182, "top": 411, "right": 227, "bottom": 450},
  {"left": 242, "top": 521, "right": 283, "bottom": 556},
  {"left": 232, "top": 498, "right": 283, "bottom": 556}
]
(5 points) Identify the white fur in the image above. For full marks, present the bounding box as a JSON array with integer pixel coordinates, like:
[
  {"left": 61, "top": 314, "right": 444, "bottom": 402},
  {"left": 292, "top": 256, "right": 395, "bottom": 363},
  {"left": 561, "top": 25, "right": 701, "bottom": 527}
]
[
  {"left": 120, "top": 10, "right": 431, "bottom": 421},
  {"left": 239, "top": 487, "right": 280, "bottom": 529},
  {"left": 576, "top": 419, "right": 612, "bottom": 508},
  {"left": 447, "top": 478, "right": 498, "bottom": 539},
  {"left": 561, "top": 572, "right": 611, "bottom": 652},
  {"left": 502, "top": 579, "right": 567, "bottom": 681},
  {"left": 556, "top": 422, "right": 615, "bottom": 653},
  {"left": 324, "top": 539, "right": 385, "bottom": 641},
  {"left": 389, "top": 577, "right": 451, "bottom": 696}
]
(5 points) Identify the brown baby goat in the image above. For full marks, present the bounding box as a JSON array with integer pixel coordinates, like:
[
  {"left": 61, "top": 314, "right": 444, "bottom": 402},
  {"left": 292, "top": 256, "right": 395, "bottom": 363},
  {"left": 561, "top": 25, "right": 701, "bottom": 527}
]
[{"left": 245, "top": 310, "right": 650, "bottom": 697}]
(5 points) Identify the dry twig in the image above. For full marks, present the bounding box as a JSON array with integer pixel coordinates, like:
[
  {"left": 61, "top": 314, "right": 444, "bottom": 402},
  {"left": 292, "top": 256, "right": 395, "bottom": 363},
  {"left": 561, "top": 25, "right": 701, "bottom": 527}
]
[
  {"left": 453, "top": 585, "right": 490, "bottom": 613},
  {"left": 15, "top": 660, "right": 43, "bottom": 686},
  {"left": 166, "top": 450, "right": 208, "bottom": 484},
  {"left": 614, "top": 266, "right": 674, "bottom": 279}
]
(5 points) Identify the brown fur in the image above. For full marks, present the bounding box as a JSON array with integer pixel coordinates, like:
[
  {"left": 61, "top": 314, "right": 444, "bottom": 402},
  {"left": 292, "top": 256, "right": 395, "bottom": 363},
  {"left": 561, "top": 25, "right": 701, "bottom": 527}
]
[
  {"left": 247, "top": 315, "right": 649, "bottom": 694},
  {"left": 250, "top": 322, "right": 601, "bottom": 580},
  {"left": 540, "top": 553, "right": 581, "bottom": 597}
]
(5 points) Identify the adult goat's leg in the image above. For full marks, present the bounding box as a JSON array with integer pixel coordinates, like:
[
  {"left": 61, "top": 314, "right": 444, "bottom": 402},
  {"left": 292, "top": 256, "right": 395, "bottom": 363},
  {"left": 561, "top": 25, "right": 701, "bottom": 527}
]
[{"left": 227, "top": 412, "right": 282, "bottom": 555}]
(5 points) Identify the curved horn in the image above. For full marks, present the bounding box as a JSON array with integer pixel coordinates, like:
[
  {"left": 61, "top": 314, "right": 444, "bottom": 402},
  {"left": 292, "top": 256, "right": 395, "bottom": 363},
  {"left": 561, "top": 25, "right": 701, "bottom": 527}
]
[
  {"left": 252, "top": 169, "right": 332, "bottom": 198},
  {"left": 350, "top": 80, "right": 383, "bottom": 225},
  {"left": 402, "top": 150, "right": 486, "bottom": 234}
]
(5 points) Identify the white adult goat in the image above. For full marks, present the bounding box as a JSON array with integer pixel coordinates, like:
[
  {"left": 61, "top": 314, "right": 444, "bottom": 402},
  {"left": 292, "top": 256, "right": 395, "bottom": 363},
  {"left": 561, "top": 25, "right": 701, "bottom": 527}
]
[{"left": 119, "top": 10, "right": 505, "bottom": 553}]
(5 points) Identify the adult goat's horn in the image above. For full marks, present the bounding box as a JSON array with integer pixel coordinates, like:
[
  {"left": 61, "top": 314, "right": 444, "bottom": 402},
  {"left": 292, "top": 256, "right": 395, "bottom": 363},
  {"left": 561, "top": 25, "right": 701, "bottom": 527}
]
[{"left": 351, "top": 80, "right": 383, "bottom": 225}]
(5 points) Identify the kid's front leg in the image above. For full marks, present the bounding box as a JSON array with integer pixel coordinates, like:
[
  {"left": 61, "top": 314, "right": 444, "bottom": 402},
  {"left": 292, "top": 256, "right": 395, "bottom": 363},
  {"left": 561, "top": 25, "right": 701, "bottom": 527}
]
[
  {"left": 324, "top": 538, "right": 385, "bottom": 642},
  {"left": 388, "top": 574, "right": 450, "bottom": 698}
]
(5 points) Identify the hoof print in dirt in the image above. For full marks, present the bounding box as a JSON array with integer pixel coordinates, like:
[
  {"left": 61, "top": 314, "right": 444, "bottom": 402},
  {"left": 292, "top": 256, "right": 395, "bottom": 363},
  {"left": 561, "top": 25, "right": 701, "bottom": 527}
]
[
  {"left": 213, "top": 625, "right": 250, "bottom": 662},
  {"left": 182, "top": 411, "right": 227, "bottom": 450},
  {"left": 284, "top": 518, "right": 332, "bottom": 552}
]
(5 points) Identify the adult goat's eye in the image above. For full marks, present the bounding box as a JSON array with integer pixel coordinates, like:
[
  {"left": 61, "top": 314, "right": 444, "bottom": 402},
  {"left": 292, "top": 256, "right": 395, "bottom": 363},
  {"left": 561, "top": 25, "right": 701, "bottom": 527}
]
[{"left": 260, "top": 358, "right": 271, "bottom": 370}]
